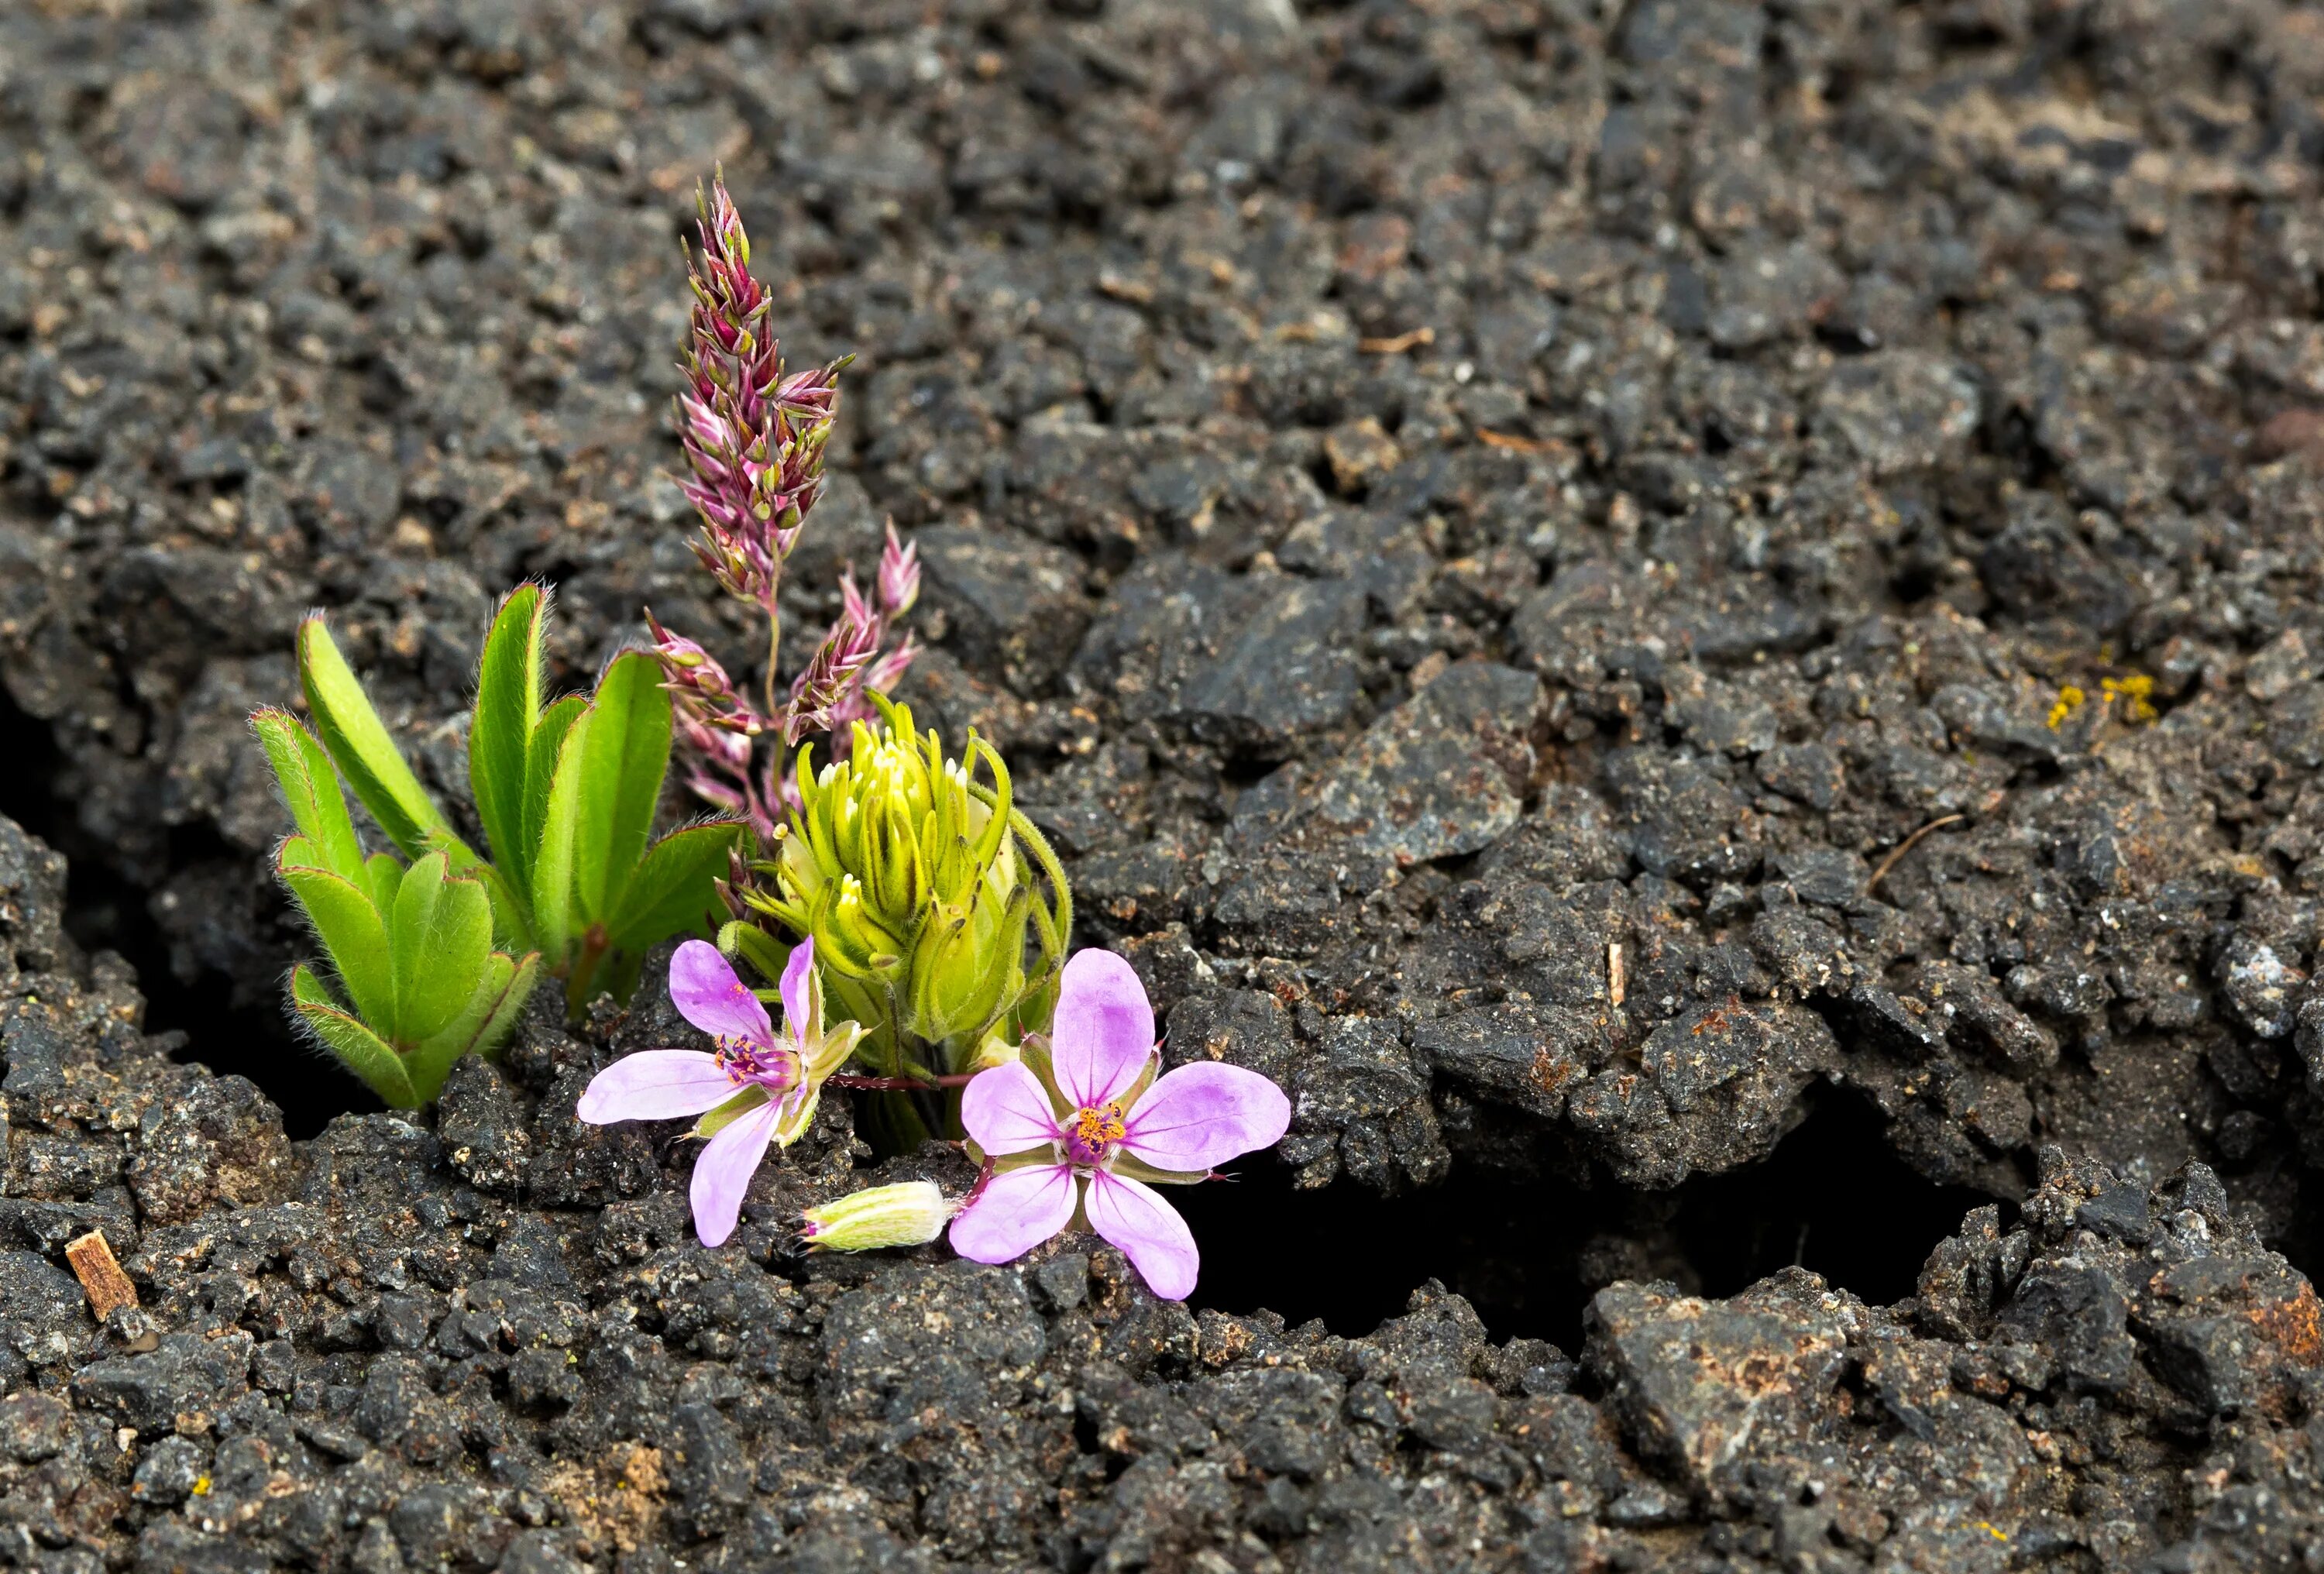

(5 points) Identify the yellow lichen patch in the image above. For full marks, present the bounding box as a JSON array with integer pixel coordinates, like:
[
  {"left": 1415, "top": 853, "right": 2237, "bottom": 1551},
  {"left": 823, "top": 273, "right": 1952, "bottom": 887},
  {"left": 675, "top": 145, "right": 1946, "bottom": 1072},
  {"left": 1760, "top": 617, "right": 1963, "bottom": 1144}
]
[
  {"left": 2102, "top": 673, "right": 2157, "bottom": 723},
  {"left": 2046, "top": 686, "right": 2085, "bottom": 730}
]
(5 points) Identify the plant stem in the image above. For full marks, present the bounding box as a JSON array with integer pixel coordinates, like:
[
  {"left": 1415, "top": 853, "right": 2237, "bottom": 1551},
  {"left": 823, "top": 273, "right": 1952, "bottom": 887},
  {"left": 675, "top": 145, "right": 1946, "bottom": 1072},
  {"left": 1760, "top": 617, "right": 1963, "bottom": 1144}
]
[
  {"left": 762, "top": 607, "right": 782, "bottom": 723},
  {"left": 827, "top": 1072, "right": 978, "bottom": 1091},
  {"left": 566, "top": 924, "right": 611, "bottom": 1015}
]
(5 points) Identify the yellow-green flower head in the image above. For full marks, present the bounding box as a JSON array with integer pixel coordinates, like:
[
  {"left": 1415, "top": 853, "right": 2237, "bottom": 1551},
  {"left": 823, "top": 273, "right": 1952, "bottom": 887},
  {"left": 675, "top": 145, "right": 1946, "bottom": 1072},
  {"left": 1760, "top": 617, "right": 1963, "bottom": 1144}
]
[{"left": 744, "top": 696, "right": 1068, "bottom": 1080}]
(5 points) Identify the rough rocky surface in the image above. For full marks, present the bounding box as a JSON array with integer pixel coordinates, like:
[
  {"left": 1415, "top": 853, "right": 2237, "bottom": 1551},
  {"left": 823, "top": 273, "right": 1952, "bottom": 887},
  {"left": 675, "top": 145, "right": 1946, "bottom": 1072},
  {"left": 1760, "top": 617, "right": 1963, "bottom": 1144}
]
[
  {"left": 6, "top": 0, "right": 2316, "bottom": 1235},
  {"left": 0, "top": 816, "right": 2315, "bottom": 1571},
  {"left": 7, "top": 0, "right": 2324, "bottom": 1565}
]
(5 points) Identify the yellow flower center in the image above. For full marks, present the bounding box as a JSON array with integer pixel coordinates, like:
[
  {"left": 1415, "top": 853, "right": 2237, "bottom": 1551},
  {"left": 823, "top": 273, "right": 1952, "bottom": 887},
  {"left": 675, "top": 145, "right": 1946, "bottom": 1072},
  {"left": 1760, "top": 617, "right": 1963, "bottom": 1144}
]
[{"left": 1069, "top": 1102, "right": 1127, "bottom": 1161}]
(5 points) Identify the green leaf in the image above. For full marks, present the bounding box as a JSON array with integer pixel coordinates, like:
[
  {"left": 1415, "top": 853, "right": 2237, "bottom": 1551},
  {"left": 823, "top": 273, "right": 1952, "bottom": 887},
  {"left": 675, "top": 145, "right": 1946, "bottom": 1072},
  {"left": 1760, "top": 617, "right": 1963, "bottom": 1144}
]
[
  {"left": 529, "top": 704, "right": 591, "bottom": 965},
  {"left": 252, "top": 708, "right": 365, "bottom": 883},
  {"left": 569, "top": 651, "right": 672, "bottom": 926},
  {"left": 297, "top": 615, "right": 457, "bottom": 861},
  {"left": 291, "top": 964, "right": 418, "bottom": 1107},
  {"left": 522, "top": 695, "right": 587, "bottom": 874},
  {"left": 279, "top": 860, "right": 394, "bottom": 1029},
  {"left": 471, "top": 861, "right": 538, "bottom": 955},
  {"left": 363, "top": 851, "right": 404, "bottom": 914},
  {"left": 471, "top": 585, "right": 545, "bottom": 890},
  {"left": 388, "top": 852, "right": 493, "bottom": 1043},
  {"left": 608, "top": 821, "right": 744, "bottom": 954},
  {"left": 469, "top": 951, "right": 540, "bottom": 1062},
  {"left": 404, "top": 950, "right": 538, "bottom": 1103}
]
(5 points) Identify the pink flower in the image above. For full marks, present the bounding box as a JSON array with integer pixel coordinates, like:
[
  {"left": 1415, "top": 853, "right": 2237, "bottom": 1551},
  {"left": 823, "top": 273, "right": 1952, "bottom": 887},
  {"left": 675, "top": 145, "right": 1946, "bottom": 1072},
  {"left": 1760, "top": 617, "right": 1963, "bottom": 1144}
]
[
  {"left": 578, "top": 938, "right": 861, "bottom": 1247},
  {"left": 947, "top": 950, "right": 1291, "bottom": 1300}
]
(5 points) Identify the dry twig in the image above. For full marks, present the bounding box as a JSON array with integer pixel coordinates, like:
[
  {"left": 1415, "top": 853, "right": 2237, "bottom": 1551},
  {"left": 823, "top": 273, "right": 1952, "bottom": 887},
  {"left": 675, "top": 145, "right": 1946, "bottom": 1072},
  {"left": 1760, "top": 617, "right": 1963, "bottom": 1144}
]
[
  {"left": 66, "top": 1230, "right": 138, "bottom": 1320},
  {"left": 1866, "top": 814, "right": 1965, "bottom": 893}
]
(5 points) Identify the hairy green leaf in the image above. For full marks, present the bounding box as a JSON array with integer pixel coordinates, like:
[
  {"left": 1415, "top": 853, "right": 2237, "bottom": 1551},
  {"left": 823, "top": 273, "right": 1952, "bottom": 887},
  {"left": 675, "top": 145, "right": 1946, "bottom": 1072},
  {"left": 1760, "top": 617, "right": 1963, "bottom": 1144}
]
[
  {"left": 471, "top": 586, "right": 545, "bottom": 891},
  {"left": 529, "top": 703, "right": 590, "bottom": 965},
  {"left": 363, "top": 851, "right": 404, "bottom": 915},
  {"left": 253, "top": 708, "right": 365, "bottom": 883},
  {"left": 279, "top": 860, "right": 394, "bottom": 1029},
  {"left": 404, "top": 950, "right": 538, "bottom": 1103},
  {"left": 610, "top": 821, "right": 744, "bottom": 954},
  {"left": 389, "top": 852, "right": 493, "bottom": 1043},
  {"left": 297, "top": 615, "right": 456, "bottom": 860},
  {"left": 569, "top": 651, "right": 672, "bottom": 926},
  {"left": 291, "top": 964, "right": 417, "bottom": 1107},
  {"left": 522, "top": 695, "right": 587, "bottom": 871},
  {"left": 471, "top": 861, "right": 538, "bottom": 955},
  {"left": 469, "top": 951, "right": 540, "bottom": 1062}
]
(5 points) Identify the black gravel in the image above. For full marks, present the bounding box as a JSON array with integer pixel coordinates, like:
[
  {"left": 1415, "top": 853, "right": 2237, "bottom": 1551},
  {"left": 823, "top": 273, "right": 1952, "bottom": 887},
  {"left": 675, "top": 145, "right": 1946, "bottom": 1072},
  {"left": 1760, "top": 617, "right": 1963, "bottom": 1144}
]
[{"left": 7, "top": 0, "right": 2324, "bottom": 1566}]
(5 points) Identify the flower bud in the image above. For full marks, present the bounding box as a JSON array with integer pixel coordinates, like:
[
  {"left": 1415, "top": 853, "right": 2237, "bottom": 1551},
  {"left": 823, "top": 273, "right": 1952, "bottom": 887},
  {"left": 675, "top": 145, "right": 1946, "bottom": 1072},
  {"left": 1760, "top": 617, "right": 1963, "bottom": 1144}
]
[
  {"left": 967, "top": 1031, "right": 1023, "bottom": 1072},
  {"left": 799, "top": 1181, "right": 951, "bottom": 1252},
  {"left": 839, "top": 570, "right": 875, "bottom": 634},
  {"left": 646, "top": 612, "right": 737, "bottom": 705},
  {"left": 877, "top": 523, "right": 920, "bottom": 617}
]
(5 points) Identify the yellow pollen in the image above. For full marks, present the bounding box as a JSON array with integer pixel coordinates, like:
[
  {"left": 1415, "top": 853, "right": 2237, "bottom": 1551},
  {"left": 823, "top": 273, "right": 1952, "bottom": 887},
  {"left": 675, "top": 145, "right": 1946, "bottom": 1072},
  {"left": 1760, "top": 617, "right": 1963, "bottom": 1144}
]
[{"left": 1074, "top": 1104, "right": 1126, "bottom": 1146}]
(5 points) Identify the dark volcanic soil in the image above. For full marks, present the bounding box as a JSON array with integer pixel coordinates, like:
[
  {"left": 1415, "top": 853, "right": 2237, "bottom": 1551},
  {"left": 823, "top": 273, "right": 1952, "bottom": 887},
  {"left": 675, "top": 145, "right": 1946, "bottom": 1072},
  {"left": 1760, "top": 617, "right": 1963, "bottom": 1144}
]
[{"left": 6, "top": 0, "right": 2324, "bottom": 1568}]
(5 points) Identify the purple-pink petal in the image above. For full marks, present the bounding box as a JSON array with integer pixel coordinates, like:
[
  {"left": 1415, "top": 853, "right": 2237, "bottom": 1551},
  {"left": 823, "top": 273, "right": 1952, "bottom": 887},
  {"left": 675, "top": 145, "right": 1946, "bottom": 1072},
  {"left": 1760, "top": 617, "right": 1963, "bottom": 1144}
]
[
  {"left": 1050, "top": 949, "right": 1154, "bottom": 1112},
  {"left": 948, "top": 1163, "right": 1078, "bottom": 1265},
  {"left": 961, "top": 1060, "right": 1062, "bottom": 1157},
  {"left": 689, "top": 1098, "right": 779, "bottom": 1248},
  {"left": 669, "top": 939, "right": 773, "bottom": 1049},
  {"left": 1120, "top": 1062, "right": 1291, "bottom": 1173},
  {"left": 779, "top": 936, "right": 815, "bottom": 1038},
  {"left": 577, "top": 1050, "right": 737, "bottom": 1124},
  {"left": 1084, "top": 1170, "right": 1198, "bottom": 1301}
]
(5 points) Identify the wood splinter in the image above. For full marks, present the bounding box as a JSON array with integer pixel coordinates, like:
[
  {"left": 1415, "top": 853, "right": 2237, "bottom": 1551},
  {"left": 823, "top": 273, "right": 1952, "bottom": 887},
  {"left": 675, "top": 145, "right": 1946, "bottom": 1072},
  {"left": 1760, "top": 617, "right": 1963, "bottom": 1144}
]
[
  {"left": 66, "top": 1230, "right": 139, "bottom": 1321},
  {"left": 1607, "top": 942, "right": 1627, "bottom": 1008}
]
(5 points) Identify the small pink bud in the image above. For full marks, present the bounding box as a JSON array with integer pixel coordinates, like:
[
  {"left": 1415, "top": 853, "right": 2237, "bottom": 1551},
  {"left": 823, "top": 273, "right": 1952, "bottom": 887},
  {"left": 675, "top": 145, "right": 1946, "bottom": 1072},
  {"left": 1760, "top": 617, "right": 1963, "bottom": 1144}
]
[
  {"left": 839, "top": 571, "right": 874, "bottom": 634},
  {"left": 645, "top": 613, "right": 736, "bottom": 701},
  {"left": 877, "top": 522, "right": 920, "bottom": 617}
]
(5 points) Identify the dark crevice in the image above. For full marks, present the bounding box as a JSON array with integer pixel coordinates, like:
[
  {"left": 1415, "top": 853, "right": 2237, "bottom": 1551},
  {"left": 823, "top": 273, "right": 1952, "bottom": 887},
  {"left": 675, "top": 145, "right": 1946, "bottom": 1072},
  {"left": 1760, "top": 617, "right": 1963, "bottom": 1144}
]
[
  {"left": 2281, "top": 1163, "right": 2324, "bottom": 1287},
  {"left": 0, "top": 686, "right": 367, "bottom": 1138},
  {"left": 1183, "top": 1088, "right": 1996, "bottom": 1352}
]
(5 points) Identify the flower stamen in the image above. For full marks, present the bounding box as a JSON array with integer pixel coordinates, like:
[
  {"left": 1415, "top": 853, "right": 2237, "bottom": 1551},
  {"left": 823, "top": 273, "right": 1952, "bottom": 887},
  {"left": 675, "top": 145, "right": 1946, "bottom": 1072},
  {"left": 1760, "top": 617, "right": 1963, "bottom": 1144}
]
[
  {"left": 1065, "top": 1101, "right": 1128, "bottom": 1166},
  {"left": 715, "top": 1036, "right": 800, "bottom": 1094}
]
